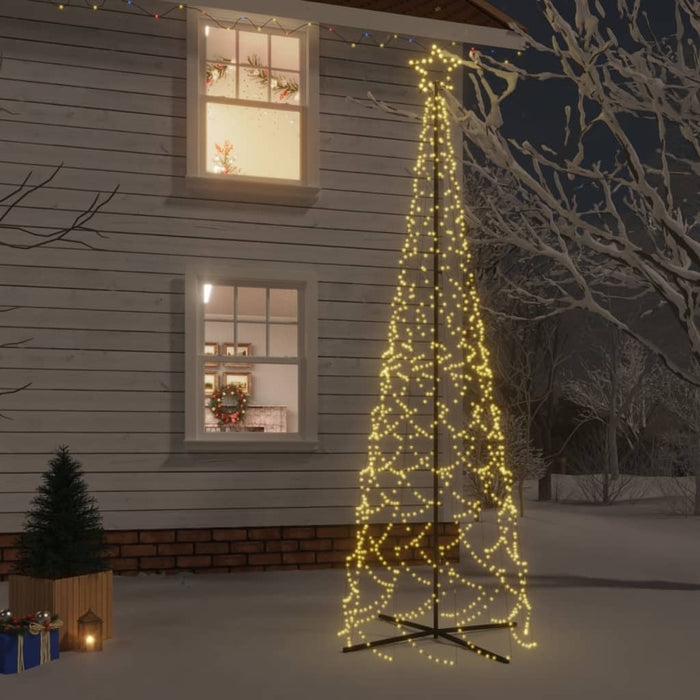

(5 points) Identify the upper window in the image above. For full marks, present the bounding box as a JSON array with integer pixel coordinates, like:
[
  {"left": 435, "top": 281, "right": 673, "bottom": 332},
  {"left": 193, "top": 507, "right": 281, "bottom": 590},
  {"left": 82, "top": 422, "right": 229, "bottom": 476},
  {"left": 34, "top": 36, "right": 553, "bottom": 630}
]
[
  {"left": 187, "top": 11, "right": 320, "bottom": 196},
  {"left": 185, "top": 264, "right": 318, "bottom": 451}
]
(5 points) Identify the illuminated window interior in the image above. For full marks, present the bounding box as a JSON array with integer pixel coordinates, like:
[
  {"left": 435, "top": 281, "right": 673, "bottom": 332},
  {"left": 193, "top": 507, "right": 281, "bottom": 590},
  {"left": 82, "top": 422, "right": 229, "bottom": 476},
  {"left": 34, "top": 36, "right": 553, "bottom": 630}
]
[
  {"left": 202, "top": 24, "right": 303, "bottom": 181},
  {"left": 201, "top": 284, "right": 300, "bottom": 434}
]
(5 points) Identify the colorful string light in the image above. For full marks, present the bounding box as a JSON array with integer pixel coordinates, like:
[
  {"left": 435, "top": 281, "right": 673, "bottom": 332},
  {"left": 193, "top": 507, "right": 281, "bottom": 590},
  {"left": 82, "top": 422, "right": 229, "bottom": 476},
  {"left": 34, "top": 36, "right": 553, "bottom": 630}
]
[
  {"left": 339, "top": 46, "right": 535, "bottom": 665},
  {"left": 40, "top": 0, "right": 524, "bottom": 60}
]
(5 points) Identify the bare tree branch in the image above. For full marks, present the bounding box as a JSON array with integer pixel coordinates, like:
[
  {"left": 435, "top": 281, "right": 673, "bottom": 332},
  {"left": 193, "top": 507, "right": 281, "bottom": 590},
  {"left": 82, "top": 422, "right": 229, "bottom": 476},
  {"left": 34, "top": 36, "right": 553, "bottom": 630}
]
[
  {"left": 438, "top": 0, "right": 699, "bottom": 386},
  {"left": 0, "top": 164, "right": 116, "bottom": 417},
  {"left": 0, "top": 164, "right": 118, "bottom": 250},
  {"left": 0, "top": 383, "right": 31, "bottom": 420},
  {"left": 0, "top": 337, "right": 32, "bottom": 348}
]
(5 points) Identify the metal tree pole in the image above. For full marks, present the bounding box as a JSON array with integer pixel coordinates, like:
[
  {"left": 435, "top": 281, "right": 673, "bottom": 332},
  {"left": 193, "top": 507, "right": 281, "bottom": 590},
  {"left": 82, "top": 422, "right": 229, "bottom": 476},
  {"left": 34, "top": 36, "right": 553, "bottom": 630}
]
[{"left": 431, "top": 78, "right": 441, "bottom": 638}]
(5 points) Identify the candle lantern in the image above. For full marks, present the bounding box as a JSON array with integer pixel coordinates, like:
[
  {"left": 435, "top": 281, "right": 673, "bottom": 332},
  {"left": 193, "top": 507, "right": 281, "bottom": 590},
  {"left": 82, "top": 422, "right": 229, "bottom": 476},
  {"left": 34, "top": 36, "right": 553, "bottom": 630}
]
[{"left": 77, "top": 609, "right": 103, "bottom": 652}]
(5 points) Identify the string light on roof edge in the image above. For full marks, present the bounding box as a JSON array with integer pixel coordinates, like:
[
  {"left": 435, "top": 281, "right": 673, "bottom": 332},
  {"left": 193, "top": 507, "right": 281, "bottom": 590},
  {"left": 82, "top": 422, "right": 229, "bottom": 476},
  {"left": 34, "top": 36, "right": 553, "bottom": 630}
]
[
  {"left": 44, "top": 0, "right": 526, "bottom": 60},
  {"left": 339, "top": 45, "right": 535, "bottom": 666}
]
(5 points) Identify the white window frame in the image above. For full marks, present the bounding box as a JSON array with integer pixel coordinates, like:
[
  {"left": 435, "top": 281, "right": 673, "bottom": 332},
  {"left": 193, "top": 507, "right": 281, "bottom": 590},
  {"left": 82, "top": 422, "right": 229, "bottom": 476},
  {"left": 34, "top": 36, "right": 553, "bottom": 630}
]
[
  {"left": 186, "top": 8, "right": 320, "bottom": 204},
  {"left": 184, "top": 263, "right": 318, "bottom": 451}
]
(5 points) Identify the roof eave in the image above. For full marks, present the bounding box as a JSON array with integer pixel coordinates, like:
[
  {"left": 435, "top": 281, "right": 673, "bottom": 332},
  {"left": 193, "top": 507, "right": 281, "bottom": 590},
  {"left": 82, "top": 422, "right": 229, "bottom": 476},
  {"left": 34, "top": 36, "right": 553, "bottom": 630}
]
[
  {"left": 467, "top": 0, "right": 526, "bottom": 32},
  {"left": 187, "top": 0, "right": 525, "bottom": 49}
]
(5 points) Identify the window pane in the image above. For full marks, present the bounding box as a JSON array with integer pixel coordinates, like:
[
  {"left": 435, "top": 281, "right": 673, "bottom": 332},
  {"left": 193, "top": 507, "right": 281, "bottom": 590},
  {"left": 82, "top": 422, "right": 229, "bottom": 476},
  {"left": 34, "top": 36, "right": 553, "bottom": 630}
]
[
  {"left": 249, "top": 364, "right": 298, "bottom": 432},
  {"left": 239, "top": 31, "right": 269, "bottom": 102},
  {"left": 271, "top": 35, "right": 300, "bottom": 71},
  {"left": 206, "top": 103, "right": 301, "bottom": 180},
  {"left": 272, "top": 71, "right": 301, "bottom": 105},
  {"left": 269, "top": 288, "right": 297, "bottom": 322},
  {"left": 236, "top": 322, "right": 266, "bottom": 356},
  {"left": 269, "top": 324, "right": 297, "bottom": 357},
  {"left": 203, "top": 362, "right": 222, "bottom": 396},
  {"left": 203, "top": 362, "right": 250, "bottom": 397},
  {"left": 270, "top": 36, "right": 301, "bottom": 103},
  {"left": 205, "top": 60, "right": 236, "bottom": 98},
  {"left": 204, "top": 364, "right": 298, "bottom": 433},
  {"left": 205, "top": 26, "right": 236, "bottom": 62},
  {"left": 237, "top": 287, "right": 266, "bottom": 319},
  {"left": 205, "top": 27, "right": 237, "bottom": 98},
  {"left": 203, "top": 362, "right": 249, "bottom": 433},
  {"left": 239, "top": 31, "right": 269, "bottom": 65},
  {"left": 204, "top": 285, "right": 234, "bottom": 353},
  {"left": 204, "top": 321, "right": 234, "bottom": 354},
  {"left": 221, "top": 370, "right": 252, "bottom": 395},
  {"left": 205, "top": 284, "right": 233, "bottom": 314}
]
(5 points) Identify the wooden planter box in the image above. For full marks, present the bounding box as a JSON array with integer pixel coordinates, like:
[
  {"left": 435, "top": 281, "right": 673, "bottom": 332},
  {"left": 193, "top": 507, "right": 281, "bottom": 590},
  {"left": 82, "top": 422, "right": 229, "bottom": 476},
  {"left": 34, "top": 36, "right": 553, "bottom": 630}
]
[{"left": 8, "top": 571, "right": 113, "bottom": 651}]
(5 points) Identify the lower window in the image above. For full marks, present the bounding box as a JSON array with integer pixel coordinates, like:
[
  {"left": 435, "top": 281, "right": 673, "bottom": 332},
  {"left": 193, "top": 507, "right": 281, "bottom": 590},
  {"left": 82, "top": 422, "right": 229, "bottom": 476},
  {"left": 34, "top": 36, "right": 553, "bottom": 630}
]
[{"left": 185, "top": 265, "right": 318, "bottom": 450}]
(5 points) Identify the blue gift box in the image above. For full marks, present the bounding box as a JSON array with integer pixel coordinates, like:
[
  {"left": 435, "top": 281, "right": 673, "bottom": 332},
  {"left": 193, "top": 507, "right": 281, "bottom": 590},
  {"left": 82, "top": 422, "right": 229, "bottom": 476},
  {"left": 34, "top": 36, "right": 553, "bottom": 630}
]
[{"left": 0, "top": 629, "right": 59, "bottom": 674}]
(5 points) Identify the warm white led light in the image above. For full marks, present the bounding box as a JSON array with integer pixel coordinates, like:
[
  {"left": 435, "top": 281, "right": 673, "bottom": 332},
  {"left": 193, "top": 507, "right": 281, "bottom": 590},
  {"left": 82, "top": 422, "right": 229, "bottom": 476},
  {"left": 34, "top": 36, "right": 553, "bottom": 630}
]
[
  {"left": 203, "top": 283, "right": 212, "bottom": 304},
  {"left": 340, "top": 46, "right": 534, "bottom": 665}
]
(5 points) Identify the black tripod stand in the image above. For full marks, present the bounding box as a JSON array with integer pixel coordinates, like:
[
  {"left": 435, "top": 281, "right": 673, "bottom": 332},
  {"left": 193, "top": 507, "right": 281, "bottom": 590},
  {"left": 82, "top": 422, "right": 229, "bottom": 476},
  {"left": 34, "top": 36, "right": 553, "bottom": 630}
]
[{"left": 342, "top": 81, "right": 515, "bottom": 665}]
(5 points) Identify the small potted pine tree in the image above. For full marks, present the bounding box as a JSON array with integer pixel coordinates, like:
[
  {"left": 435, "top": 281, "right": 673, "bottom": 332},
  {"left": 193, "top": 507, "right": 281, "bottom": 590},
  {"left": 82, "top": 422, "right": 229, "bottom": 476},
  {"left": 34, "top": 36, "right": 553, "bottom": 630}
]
[{"left": 9, "top": 446, "right": 113, "bottom": 650}]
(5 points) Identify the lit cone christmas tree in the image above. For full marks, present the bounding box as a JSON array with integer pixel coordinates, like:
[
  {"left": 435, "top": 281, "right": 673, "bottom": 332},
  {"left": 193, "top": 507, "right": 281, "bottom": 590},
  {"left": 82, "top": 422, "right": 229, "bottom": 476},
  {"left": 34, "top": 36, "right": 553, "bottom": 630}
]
[{"left": 340, "top": 48, "right": 534, "bottom": 665}]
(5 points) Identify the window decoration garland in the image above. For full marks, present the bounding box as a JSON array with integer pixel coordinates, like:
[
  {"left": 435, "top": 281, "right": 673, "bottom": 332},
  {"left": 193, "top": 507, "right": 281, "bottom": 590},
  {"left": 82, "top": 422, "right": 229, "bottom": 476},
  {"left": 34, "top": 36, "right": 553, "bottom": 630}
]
[
  {"left": 206, "top": 61, "right": 229, "bottom": 86},
  {"left": 246, "top": 55, "right": 300, "bottom": 101},
  {"left": 205, "top": 55, "right": 300, "bottom": 102}
]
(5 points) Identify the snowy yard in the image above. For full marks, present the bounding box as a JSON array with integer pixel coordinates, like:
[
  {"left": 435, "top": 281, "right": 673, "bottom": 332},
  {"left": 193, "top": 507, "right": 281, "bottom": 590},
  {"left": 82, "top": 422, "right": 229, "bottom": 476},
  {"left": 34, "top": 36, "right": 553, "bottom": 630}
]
[{"left": 2, "top": 500, "right": 698, "bottom": 700}]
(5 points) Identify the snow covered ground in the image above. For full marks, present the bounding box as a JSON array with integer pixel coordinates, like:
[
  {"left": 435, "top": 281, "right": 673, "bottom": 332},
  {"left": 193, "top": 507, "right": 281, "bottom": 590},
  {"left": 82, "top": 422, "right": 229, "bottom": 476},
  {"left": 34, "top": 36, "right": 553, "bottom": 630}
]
[{"left": 1, "top": 500, "right": 698, "bottom": 699}]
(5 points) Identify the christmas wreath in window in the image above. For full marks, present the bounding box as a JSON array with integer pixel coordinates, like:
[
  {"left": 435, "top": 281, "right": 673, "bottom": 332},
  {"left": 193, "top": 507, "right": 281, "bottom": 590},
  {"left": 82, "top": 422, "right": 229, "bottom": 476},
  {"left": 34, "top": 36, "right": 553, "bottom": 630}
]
[{"left": 209, "top": 385, "right": 249, "bottom": 425}]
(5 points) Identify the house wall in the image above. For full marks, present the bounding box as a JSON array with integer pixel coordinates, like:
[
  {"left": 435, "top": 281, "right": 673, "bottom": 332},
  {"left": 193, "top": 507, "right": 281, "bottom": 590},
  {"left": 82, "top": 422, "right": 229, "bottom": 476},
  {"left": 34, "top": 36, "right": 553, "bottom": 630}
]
[{"left": 0, "top": 0, "right": 444, "bottom": 541}]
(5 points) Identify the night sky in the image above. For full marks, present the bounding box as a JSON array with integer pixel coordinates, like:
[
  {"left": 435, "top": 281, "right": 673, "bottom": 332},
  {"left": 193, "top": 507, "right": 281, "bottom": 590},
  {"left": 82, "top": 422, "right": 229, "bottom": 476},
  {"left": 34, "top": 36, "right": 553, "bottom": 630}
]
[
  {"left": 472, "top": 0, "right": 680, "bottom": 150},
  {"left": 488, "top": 0, "right": 678, "bottom": 41},
  {"left": 467, "top": 1, "right": 564, "bottom": 151}
]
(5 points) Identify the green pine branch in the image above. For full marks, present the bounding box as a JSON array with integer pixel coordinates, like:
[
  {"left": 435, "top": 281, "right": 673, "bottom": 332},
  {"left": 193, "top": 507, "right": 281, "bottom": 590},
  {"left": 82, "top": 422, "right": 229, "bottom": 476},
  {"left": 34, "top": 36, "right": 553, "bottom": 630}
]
[{"left": 17, "top": 446, "right": 108, "bottom": 579}]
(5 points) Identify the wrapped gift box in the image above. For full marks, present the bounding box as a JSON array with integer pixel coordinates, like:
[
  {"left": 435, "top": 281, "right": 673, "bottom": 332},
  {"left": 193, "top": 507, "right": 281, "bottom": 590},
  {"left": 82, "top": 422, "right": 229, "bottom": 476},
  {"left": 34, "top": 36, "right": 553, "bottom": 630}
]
[{"left": 0, "top": 629, "right": 59, "bottom": 674}]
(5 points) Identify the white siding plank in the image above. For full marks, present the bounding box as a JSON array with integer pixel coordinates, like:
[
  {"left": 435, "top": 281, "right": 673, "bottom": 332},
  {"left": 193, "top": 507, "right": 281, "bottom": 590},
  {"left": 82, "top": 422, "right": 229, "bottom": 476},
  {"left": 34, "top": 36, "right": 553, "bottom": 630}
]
[
  {"left": 1, "top": 57, "right": 186, "bottom": 100},
  {"left": 0, "top": 347, "right": 182, "bottom": 372},
  {"left": 0, "top": 433, "right": 373, "bottom": 453},
  {"left": 0, "top": 78, "right": 185, "bottom": 118},
  {"left": 0, "top": 452, "right": 366, "bottom": 473},
  {"left": 0, "top": 506, "right": 358, "bottom": 531},
  {"left": 0, "top": 368, "right": 182, "bottom": 392},
  {"left": 0, "top": 5, "right": 185, "bottom": 51},
  {"left": 1, "top": 390, "right": 377, "bottom": 415},
  {"left": 0, "top": 369, "right": 381, "bottom": 395},
  {"left": 0, "top": 35, "right": 185, "bottom": 78},
  {"left": 0, "top": 470, "right": 366, "bottom": 493},
  {"left": 0, "top": 246, "right": 402, "bottom": 285},
  {"left": 0, "top": 412, "right": 390, "bottom": 435}
]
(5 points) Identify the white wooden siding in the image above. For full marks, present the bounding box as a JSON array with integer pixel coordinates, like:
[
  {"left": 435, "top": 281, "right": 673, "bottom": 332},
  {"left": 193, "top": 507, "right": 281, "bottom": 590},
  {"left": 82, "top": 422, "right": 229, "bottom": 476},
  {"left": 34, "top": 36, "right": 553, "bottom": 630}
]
[{"left": 0, "top": 0, "right": 444, "bottom": 530}]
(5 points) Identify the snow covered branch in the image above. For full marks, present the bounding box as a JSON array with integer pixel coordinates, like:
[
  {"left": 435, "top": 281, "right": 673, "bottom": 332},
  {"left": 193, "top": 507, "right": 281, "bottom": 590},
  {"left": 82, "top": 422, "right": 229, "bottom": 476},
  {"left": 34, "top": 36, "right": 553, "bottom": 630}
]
[{"left": 447, "top": 0, "right": 699, "bottom": 385}]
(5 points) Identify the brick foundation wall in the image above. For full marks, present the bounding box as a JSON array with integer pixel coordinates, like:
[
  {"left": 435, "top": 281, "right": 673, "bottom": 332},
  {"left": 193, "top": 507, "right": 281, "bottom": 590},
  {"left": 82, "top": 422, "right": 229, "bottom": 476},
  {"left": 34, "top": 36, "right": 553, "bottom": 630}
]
[
  {"left": 0, "top": 535, "right": 20, "bottom": 579},
  {"left": 0, "top": 524, "right": 459, "bottom": 579}
]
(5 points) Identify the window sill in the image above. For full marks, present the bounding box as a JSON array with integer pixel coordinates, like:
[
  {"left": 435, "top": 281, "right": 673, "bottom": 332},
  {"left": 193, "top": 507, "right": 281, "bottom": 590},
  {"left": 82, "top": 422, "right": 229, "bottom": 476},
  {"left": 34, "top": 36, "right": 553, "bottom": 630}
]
[
  {"left": 185, "top": 175, "right": 320, "bottom": 207},
  {"left": 183, "top": 438, "right": 319, "bottom": 453}
]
